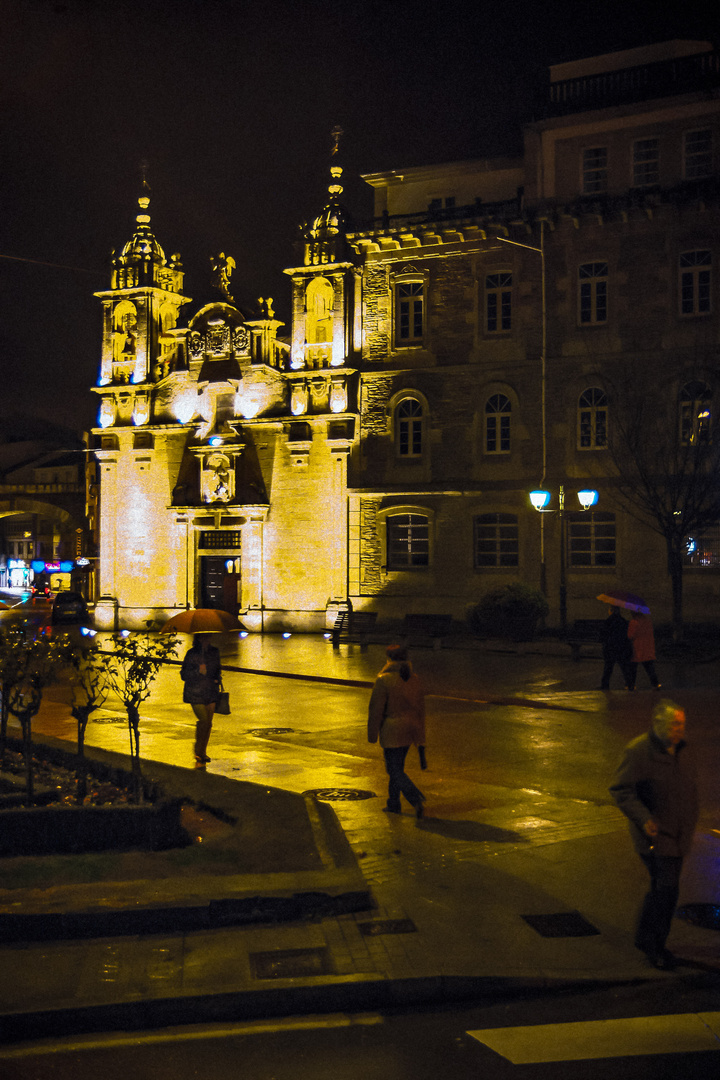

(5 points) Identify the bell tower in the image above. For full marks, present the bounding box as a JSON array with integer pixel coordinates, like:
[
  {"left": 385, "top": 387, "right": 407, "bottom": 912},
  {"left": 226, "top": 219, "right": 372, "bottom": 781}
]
[
  {"left": 285, "top": 130, "right": 361, "bottom": 375},
  {"left": 94, "top": 172, "right": 189, "bottom": 426}
]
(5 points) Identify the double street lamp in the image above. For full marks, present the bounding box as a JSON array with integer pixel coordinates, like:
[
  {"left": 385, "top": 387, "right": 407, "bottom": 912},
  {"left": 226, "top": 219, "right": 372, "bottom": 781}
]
[{"left": 529, "top": 485, "right": 598, "bottom": 632}]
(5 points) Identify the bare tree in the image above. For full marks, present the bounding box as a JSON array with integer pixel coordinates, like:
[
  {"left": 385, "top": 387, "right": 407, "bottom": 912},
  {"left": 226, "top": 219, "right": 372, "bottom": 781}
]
[{"left": 606, "top": 369, "right": 720, "bottom": 640}]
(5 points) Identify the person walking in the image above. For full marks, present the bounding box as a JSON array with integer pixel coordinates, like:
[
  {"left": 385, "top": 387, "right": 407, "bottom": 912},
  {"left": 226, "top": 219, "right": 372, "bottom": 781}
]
[
  {"left": 627, "top": 610, "right": 661, "bottom": 689},
  {"left": 609, "top": 699, "right": 698, "bottom": 969},
  {"left": 599, "top": 606, "right": 633, "bottom": 689},
  {"left": 180, "top": 633, "right": 222, "bottom": 766},
  {"left": 368, "top": 645, "right": 426, "bottom": 818}
]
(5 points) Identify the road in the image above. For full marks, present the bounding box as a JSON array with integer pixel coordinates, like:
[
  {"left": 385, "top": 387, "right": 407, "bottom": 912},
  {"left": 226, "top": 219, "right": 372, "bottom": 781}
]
[{"left": 2, "top": 978, "right": 720, "bottom": 1078}]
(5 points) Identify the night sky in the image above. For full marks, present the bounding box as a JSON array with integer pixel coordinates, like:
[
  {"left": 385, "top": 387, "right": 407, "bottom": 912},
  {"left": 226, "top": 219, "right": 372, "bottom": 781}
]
[{"left": 0, "top": 0, "right": 714, "bottom": 436}]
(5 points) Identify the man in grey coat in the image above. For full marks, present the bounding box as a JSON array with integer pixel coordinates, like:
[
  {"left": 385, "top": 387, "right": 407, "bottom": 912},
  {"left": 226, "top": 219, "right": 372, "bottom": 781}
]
[{"left": 609, "top": 699, "right": 698, "bottom": 969}]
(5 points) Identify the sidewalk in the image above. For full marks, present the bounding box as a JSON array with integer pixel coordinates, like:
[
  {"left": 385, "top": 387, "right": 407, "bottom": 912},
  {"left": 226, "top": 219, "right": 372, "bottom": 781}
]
[{"left": 1, "top": 634, "right": 719, "bottom": 1046}]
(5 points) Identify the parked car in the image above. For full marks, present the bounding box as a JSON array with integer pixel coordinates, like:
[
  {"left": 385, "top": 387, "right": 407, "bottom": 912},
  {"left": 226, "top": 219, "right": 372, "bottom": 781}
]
[
  {"left": 31, "top": 581, "right": 53, "bottom": 604},
  {"left": 51, "top": 591, "right": 90, "bottom": 625}
]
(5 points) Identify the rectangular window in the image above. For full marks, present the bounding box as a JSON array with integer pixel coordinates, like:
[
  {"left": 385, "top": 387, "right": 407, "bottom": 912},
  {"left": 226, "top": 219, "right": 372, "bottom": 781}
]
[
  {"left": 387, "top": 513, "right": 429, "bottom": 569},
  {"left": 684, "top": 525, "right": 720, "bottom": 568},
  {"left": 567, "top": 511, "right": 616, "bottom": 567},
  {"left": 680, "top": 251, "right": 712, "bottom": 316},
  {"left": 474, "top": 513, "right": 519, "bottom": 567},
  {"left": 199, "top": 531, "right": 242, "bottom": 549},
  {"left": 684, "top": 130, "right": 712, "bottom": 180},
  {"left": 579, "top": 262, "right": 608, "bottom": 324},
  {"left": 582, "top": 147, "right": 607, "bottom": 194},
  {"left": 396, "top": 282, "right": 424, "bottom": 345},
  {"left": 486, "top": 273, "right": 512, "bottom": 332},
  {"left": 632, "top": 138, "right": 659, "bottom": 187}
]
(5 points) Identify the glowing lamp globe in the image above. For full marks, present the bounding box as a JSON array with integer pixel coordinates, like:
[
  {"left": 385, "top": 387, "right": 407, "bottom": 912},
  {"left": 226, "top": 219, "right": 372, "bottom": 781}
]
[
  {"left": 577, "top": 489, "right": 599, "bottom": 509},
  {"left": 529, "top": 490, "right": 551, "bottom": 511}
]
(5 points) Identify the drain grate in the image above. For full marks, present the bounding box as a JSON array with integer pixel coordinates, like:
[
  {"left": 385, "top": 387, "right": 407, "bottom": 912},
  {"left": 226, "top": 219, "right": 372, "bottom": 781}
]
[
  {"left": 304, "top": 788, "right": 377, "bottom": 802},
  {"left": 247, "top": 727, "right": 295, "bottom": 736},
  {"left": 522, "top": 911, "right": 599, "bottom": 938},
  {"left": 358, "top": 918, "right": 417, "bottom": 937},
  {"left": 250, "top": 947, "right": 332, "bottom": 980},
  {"left": 677, "top": 904, "right": 720, "bottom": 930}
]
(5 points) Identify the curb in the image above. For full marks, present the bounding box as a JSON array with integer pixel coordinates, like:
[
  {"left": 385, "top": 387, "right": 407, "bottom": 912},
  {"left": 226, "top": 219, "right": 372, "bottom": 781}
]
[{"left": 0, "top": 973, "right": 653, "bottom": 1046}]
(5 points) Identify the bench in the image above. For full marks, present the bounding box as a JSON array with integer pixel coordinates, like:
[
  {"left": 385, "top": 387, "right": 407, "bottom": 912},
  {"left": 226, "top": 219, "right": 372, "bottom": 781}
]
[
  {"left": 401, "top": 613, "right": 454, "bottom": 650},
  {"left": 566, "top": 619, "right": 606, "bottom": 661},
  {"left": 332, "top": 610, "right": 377, "bottom": 649}
]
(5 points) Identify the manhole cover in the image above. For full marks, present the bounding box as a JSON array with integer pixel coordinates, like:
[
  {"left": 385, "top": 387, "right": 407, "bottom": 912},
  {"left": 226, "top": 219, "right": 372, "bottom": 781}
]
[
  {"left": 677, "top": 904, "right": 720, "bottom": 930},
  {"left": 358, "top": 918, "right": 417, "bottom": 936},
  {"left": 250, "top": 947, "right": 331, "bottom": 980},
  {"left": 90, "top": 713, "right": 127, "bottom": 725},
  {"left": 522, "top": 912, "right": 599, "bottom": 938},
  {"left": 247, "top": 727, "right": 295, "bottom": 736},
  {"left": 304, "top": 788, "right": 377, "bottom": 802}
]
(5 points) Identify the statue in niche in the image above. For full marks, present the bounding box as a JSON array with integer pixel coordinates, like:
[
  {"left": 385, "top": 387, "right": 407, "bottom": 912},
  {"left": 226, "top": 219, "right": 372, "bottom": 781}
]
[
  {"left": 114, "top": 311, "right": 137, "bottom": 362},
  {"left": 210, "top": 253, "right": 236, "bottom": 302},
  {"left": 202, "top": 452, "right": 234, "bottom": 504},
  {"left": 188, "top": 331, "right": 204, "bottom": 358}
]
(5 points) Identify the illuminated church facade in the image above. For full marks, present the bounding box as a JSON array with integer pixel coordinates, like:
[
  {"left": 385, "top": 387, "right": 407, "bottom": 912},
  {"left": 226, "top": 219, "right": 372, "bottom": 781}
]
[{"left": 92, "top": 39, "right": 720, "bottom": 631}]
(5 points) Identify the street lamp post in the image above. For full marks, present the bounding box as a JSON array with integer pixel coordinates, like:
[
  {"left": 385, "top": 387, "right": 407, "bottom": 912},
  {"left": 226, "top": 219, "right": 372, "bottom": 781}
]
[{"left": 529, "top": 486, "right": 598, "bottom": 633}]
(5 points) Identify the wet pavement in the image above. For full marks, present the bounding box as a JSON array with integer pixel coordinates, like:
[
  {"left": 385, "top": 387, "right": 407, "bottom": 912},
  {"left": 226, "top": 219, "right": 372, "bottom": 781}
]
[{"left": 1, "top": 632, "right": 719, "bottom": 1042}]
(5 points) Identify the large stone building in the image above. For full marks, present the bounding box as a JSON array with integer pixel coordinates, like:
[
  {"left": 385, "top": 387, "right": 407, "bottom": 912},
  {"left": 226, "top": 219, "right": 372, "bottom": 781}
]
[{"left": 91, "top": 39, "right": 720, "bottom": 632}]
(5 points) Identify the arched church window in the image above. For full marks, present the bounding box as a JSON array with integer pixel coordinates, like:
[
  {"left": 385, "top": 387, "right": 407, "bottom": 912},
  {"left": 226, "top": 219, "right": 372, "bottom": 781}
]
[{"left": 305, "top": 278, "right": 334, "bottom": 344}]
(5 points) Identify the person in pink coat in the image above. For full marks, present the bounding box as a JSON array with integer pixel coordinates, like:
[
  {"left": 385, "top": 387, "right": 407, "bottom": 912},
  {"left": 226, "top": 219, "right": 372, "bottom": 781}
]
[
  {"left": 627, "top": 611, "right": 661, "bottom": 690},
  {"left": 368, "top": 645, "right": 426, "bottom": 817}
]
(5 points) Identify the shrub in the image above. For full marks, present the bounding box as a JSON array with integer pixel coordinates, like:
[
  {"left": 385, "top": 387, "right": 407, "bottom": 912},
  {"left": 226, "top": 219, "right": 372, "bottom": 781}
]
[{"left": 468, "top": 583, "right": 549, "bottom": 640}]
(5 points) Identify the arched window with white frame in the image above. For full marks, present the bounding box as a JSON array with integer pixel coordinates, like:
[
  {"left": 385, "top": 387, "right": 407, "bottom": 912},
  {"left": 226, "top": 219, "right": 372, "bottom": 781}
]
[
  {"left": 395, "top": 396, "right": 424, "bottom": 458},
  {"left": 578, "top": 387, "right": 608, "bottom": 450},
  {"left": 485, "top": 394, "right": 511, "bottom": 454}
]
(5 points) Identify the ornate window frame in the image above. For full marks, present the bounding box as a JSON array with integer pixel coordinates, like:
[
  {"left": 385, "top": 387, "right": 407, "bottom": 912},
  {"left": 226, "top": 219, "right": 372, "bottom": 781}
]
[{"left": 391, "top": 265, "right": 428, "bottom": 350}]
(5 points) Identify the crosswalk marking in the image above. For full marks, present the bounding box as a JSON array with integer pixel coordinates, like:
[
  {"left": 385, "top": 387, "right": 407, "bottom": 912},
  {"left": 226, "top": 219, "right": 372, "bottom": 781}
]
[{"left": 467, "top": 1011, "right": 720, "bottom": 1063}]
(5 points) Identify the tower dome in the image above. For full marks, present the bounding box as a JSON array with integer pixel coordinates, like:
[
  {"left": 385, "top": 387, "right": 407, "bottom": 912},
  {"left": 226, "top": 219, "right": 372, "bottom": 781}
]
[
  {"left": 111, "top": 177, "right": 182, "bottom": 291},
  {"left": 303, "top": 163, "right": 352, "bottom": 266}
]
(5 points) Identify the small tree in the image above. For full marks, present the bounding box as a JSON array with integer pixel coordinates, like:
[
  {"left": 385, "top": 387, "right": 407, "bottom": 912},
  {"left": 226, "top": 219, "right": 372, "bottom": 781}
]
[
  {"left": 105, "top": 631, "right": 179, "bottom": 798},
  {"left": 607, "top": 367, "right": 720, "bottom": 641},
  {"left": 68, "top": 638, "right": 112, "bottom": 803},
  {"left": 3, "top": 631, "right": 68, "bottom": 799},
  {"left": 0, "top": 624, "right": 28, "bottom": 765}
]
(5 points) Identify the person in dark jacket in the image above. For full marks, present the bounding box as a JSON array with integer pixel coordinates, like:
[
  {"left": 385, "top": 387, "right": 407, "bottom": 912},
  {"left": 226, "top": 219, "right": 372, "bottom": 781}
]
[
  {"left": 609, "top": 699, "right": 698, "bottom": 969},
  {"left": 180, "top": 633, "right": 222, "bottom": 766},
  {"left": 368, "top": 645, "right": 426, "bottom": 818},
  {"left": 599, "top": 606, "right": 633, "bottom": 690}
]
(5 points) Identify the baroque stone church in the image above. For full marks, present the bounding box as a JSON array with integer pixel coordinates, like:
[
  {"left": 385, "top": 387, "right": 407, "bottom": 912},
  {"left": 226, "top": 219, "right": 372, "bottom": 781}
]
[{"left": 92, "top": 39, "right": 720, "bottom": 632}]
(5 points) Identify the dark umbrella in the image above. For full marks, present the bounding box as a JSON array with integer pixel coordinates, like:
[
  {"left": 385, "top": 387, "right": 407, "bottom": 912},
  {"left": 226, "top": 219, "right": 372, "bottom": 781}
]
[
  {"left": 160, "top": 608, "right": 244, "bottom": 633},
  {"left": 597, "top": 591, "right": 650, "bottom": 614}
]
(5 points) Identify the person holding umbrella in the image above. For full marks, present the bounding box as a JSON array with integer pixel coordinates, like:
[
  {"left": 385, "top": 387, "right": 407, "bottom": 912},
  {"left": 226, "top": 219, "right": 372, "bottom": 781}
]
[
  {"left": 597, "top": 591, "right": 660, "bottom": 691},
  {"left": 599, "top": 606, "right": 633, "bottom": 690},
  {"left": 180, "top": 633, "right": 222, "bottom": 766}
]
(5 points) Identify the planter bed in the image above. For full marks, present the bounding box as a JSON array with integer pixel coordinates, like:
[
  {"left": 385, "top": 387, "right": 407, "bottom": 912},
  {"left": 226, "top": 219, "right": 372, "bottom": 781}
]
[{"left": 0, "top": 737, "right": 189, "bottom": 857}]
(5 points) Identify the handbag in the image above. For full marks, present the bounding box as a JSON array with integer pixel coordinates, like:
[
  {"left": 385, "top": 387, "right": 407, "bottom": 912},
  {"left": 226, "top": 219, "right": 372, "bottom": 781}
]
[{"left": 216, "top": 684, "right": 231, "bottom": 715}]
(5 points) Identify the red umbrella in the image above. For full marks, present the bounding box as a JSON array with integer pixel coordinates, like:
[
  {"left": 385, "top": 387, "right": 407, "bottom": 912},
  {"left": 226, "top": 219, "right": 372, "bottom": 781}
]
[
  {"left": 160, "top": 608, "right": 244, "bottom": 633},
  {"left": 597, "top": 591, "right": 650, "bottom": 614}
]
